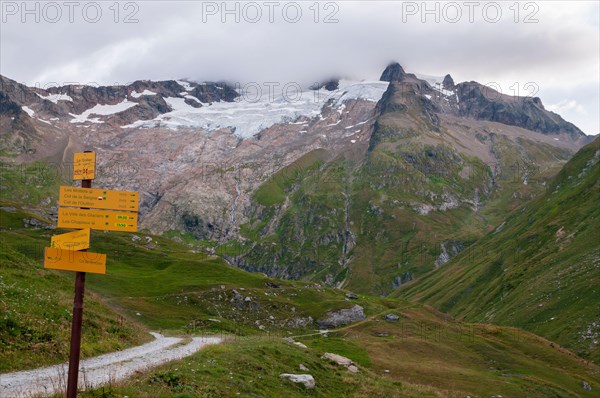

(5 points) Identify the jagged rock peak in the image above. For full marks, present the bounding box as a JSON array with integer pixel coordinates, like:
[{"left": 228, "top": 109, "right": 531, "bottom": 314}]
[
  {"left": 380, "top": 62, "right": 407, "bottom": 82},
  {"left": 442, "top": 74, "right": 455, "bottom": 90}
]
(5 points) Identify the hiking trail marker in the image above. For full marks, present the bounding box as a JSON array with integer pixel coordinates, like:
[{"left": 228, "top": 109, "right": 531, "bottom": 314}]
[
  {"left": 50, "top": 228, "right": 91, "bottom": 251},
  {"left": 59, "top": 186, "right": 139, "bottom": 211},
  {"left": 44, "top": 247, "right": 106, "bottom": 274},
  {"left": 43, "top": 151, "right": 139, "bottom": 398},
  {"left": 57, "top": 208, "right": 139, "bottom": 232},
  {"left": 73, "top": 152, "right": 96, "bottom": 180}
]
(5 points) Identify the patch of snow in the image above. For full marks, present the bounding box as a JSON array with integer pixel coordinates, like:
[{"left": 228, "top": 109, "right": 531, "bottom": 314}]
[
  {"left": 70, "top": 100, "right": 137, "bottom": 124},
  {"left": 332, "top": 80, "right": 389, "bottom": 106},
  {"left": 21, "top": 106, "right": 35, "bottom": 117},
  {"left": 37, "top": 118, "right": 52, "bottom": 125},
  {"left": 131, "top": 89, "right": 156, "bottom": 98},
  {"left": 351, "top": 140, "right": 356, "bottom": 144},
  {"left": 36, "top": 92, "right": 73, "bottom": 103},
  {"left": 177, "top": 80, "right": 194, "bottom": 91},
  {"left": 432, "top": 85, "right": 455, "bottom": 98},
  {"left": 163, "top": 97, "right": 196, "bottom": 111},
  {"left": 425, "top": 94, "right": 432, "bottom": 100},
  {"left": 327, "top": 120, "right": 342, "bottom": 127}
]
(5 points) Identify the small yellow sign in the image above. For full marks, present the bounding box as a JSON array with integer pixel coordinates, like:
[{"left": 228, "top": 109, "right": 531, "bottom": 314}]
[
  {"left": 51, "top": 228, "right": 91, "bottom": 251},
  {"left": 58, "top": 208, "right": 138, "bottom": 232},
  {"left": 44, "top": 247, "right": 106, "bottom": 274},
  {"left": 73, "top": 152, "right": 96, "bottom": 180},
  {"left": 59, "top": 186, "right": 139, "bottom": 212}
]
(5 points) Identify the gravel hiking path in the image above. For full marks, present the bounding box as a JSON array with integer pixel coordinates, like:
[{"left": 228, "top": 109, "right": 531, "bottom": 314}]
[{"left": 0, "top": 332, "right": 222, "bottom": 397}]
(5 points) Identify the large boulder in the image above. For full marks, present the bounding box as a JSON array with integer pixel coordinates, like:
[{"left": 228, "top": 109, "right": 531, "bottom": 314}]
[
  {"left": 321, "top": 353, "right": 353, "bottom": 367},
  {"left": 279, "top": 373, "right": 315, "bottom": 389},
  {"left": 322, "top": 352, "right": 360, "bottom": 373},
  {"left": 317, "top": 305, "right": 365, "bottom": 329}
]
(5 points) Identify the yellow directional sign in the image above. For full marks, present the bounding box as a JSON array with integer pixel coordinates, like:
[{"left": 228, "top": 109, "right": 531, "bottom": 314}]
[
  {"left": 58, "top": 208, "right": 138, "bottom": 232},
  {"left": 51, "top": 228, "right": 91, "bottom": 251},
  {"left": 44, "top": 247, "right": 106, "bottom": 274},
  {"left": 73, "top": 152, "right": 96, "bottom": 180},
  {"left": 59, "top": 186, "right": 139, "bottom": 212}
]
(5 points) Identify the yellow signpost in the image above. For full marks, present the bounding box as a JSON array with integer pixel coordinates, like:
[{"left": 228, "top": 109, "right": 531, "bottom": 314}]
[
  {"left": 44, "top": 247, "right": 106, "bottom": 274},
  {"left": 59, "top": 186, "right": 139, "bottom": 211},
  {"left": 48, "top": 151, "right": 139, "bottom": 398},
  {"left": 51, "top": 228, "right": 91, "bottom": 251},
  {"left": 73, "top": 152, "right": 96, "bottom": 180},
  {"left": 58, "top": 208, "right": 138, "bottom": 232}
]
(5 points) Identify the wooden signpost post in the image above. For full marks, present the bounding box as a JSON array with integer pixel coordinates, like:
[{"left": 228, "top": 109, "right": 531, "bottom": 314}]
[{"left": 44, "top": 151, "right": 139, "bottom": 398}]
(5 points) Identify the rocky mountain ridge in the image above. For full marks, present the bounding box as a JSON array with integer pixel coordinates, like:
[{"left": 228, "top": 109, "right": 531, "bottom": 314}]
[{"left": 0, "top": 63, "right": 594, "bottom": 293}]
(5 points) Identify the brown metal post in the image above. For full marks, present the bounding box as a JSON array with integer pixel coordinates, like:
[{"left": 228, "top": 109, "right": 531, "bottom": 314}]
[{"left": 66, "top": 167, "right": 92, "bottom": 397}]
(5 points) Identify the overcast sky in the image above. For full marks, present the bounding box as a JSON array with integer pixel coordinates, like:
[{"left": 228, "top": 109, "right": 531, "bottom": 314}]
[{"left": 1, "top": 1, "right": 598, "bottom": 135}]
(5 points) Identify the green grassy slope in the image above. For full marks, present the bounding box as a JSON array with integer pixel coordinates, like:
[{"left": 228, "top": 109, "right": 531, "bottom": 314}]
[
  {"left": 399, "top": 138, "right": 600, "bottom": 363},
  {"left": 0, "top": 207, "right": 149, "bottom": 372},
  {"left": 63, "top": 306, "right": 600, "bottom": 398}
]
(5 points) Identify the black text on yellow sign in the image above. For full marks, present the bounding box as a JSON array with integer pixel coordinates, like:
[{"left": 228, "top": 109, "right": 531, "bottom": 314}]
[
  {"left": 44, "top": 247, "right": 106, "bottom": 274},
  {"left": 51, "top": 228, "right": 91, "bottom": 251},
  {"left": 73, "top": 152, "right": 96, "bottom": 180},
  {"left": 58, "top": 208, "right": 138, "bottom": 232},
  {"left": 59, "top": 186, "right": 139, "bottom": 212}
]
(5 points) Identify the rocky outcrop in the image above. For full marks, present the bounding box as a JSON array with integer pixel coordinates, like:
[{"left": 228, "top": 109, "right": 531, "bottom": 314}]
[
  {"left": 279, "top": 373, "right": 315, "bottom": 389},
  {"left": 456, "top": 81, "right": 586, "bottom": 139},
  {"left": 190, "top": 82, "right": 238, "bottom": 103},
  {"left": 442, "top": 74, "right": 455, "bottom": 90},
  {"left": 383, "top": 314, "right": 400, "bottom": 322},
  {"left": 392, "top": 272, "right": 413, "bottom": 289},
  {"left": 380, "top": 62, "right": 408, "bottom": 82},
  {"left": 317, "top": 305, "right": 365, "bottom": 328},
  {"left": 321, "top": 352, "right": 359, "bottom": 373},
  {"left": 434, "top": 240, "right": 465, "bottom": 267},
  {"left": 322, "top": 352, "right": 353, "bottom": 366}
]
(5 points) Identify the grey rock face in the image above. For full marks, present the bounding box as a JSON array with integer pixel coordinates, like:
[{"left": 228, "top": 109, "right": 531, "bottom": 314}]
[
  {"left": 317, "top": 305, "right": 365, "bottom": 329},
  {"left": 279, "top": 373, "right": 315, "bottom": 389},
  {"left": 442, "top": 74, "right": 455, "bottom": 90},
  {"left": 380, "top": 62, "right": 409, "bottom": 82},
  {"left": 456, "top": 82, "right": 585, "bottom": 139}
]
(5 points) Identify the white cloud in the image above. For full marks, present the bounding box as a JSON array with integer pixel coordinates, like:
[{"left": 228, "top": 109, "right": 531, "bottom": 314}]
[{"left": 547, "top": 100, "right": 587, "bottom": 116}]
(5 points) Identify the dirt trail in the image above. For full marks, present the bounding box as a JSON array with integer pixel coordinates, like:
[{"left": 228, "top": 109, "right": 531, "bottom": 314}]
[{"left": 0, "top": 332, "right": 221, "bottom": 398}]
